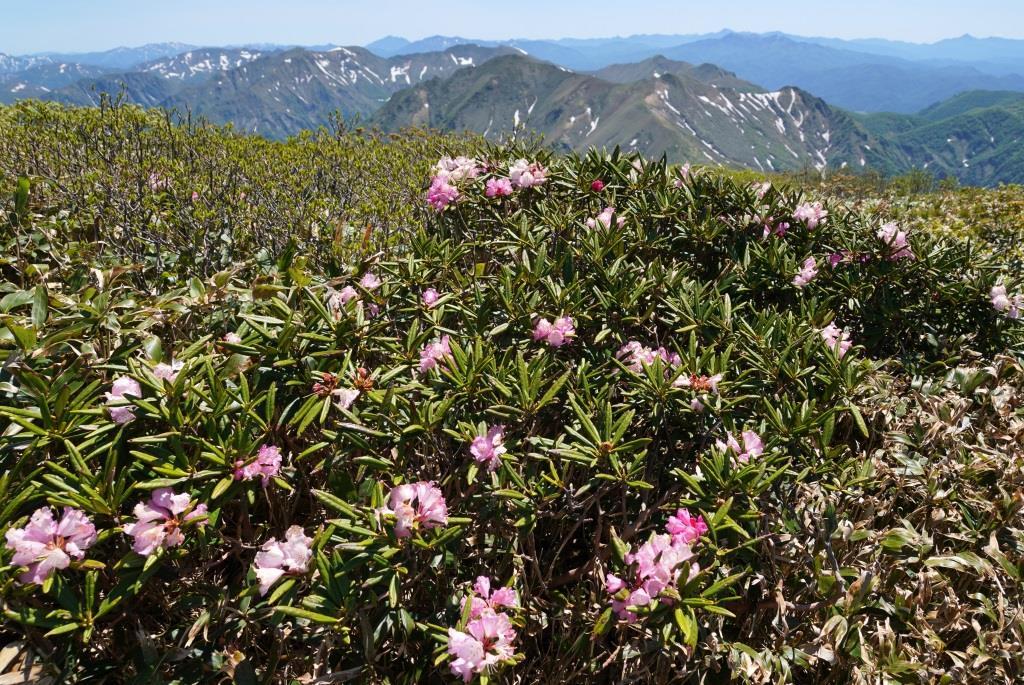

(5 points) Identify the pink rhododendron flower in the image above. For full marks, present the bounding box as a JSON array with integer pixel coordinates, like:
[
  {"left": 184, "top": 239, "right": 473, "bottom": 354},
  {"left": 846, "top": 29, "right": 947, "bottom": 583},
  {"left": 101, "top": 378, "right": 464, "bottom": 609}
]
[
  {"left": 327, "top": 287, "right": 359, "bottom": 319},
  {"left": 470, "top": 425, "right": 507, "bottom": 472},
  {"left": 753, "top": 181, "right": 771, "bottom": 198},
  {"left": 123, "top": 488, "right": 207, "bottom": 556},
  {"left": 991, "top": 285, "right": 1023, "bottom": 319},
  {"left": 447, "top": 612, "right": 517, "bottom": 682},
  {"left": 533, "top": 317, "right": 575, "bottom": 347},
  {"left": 254, "top": 526, "right": 313, "bottom": 596},
  {"left": 877, "top": 222, "right": 914, "bottom": 260},
  {"left": 606, "top": 533, "right": 699, "bottom": 621},
  {"left": 716, "top": 430, "right": 764, "bottom": 463},
  {"left": 666, "top": 508, "right": 708, "bottom": 545},
  {"left": 359, "top": 272, "right": 381, "bottom": 291},
  {"left": 673, "top": 372, "right": 722, "bottom": 392},
  {"left": 820, "top": 323, "right": 853, "bottom": 358},
  {"left": 793, "top": 201, "right": 828, "bottom": 229},
  {"left": 485, "top": 178, "right": 513, "bottom": 197},
  {"left": 434, "top": 156, "right": 481, "bottom": 183},
  {"left": 590, "top": 179, "right": 605, "bottom": 192},
  {"left": 673, "top": 164, "right": 693, "bottom": 188},
  {"left": 759, "top": 215, "right": 790, "bottom": 239},
  {"left": 148, "top": 173, "right": 168, "bottom": 191},
  {"left": 4, "top": 507, "right": 97, "bottom": 585},
  {"left": 793, "top": 256, "right": 818, "bottom": 288},
  {"left": 419, "top": 335, "right": 453, "bottom": 373},
  {"left": 191, "top": 191, "right": 199, "bottom": 202},
  {"left": 617, "top": 341, "right": 680, "bottom": 374},
  {"left": 384, "top": 481, "right": 448, "bottom": 538},
  {"left": 462, "top": 576, "right": 520, "bottom": 619},
  {"left": 828, "top": 251, "right": 848, "bottom": 267},
  {"left": 586, "top": 207, "right": 624, "bottom": 230},
  {"left": 427, "top": 175, "right": 460, "bottom": 211},
  {"left": 153, "top": 360, "right": 184, "bottom": 383},
  {"left": 312, "top": 373, "right": 359, "bottom": 410},
  {"left": 223, "top": 332, "right": 242, "bottom": 344},
  {"left": 234, "top": 444, "right": 283, "bottom": 486},
  {"left": 509, "top": 159, "right": 546, "bottom": 189},
  {"left": 422, "top": 288, "right": 440, "bottom": 307},
  {"left": 105, "top": 376, "right": 142, "bottom": 424},
  {"left": 333, "top": 388, "right": 360, "bottom": 410}
]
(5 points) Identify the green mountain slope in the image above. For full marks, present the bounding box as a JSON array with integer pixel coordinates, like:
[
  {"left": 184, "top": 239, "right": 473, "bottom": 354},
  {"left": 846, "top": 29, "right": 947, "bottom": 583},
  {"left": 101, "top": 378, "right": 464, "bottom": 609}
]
[
  {"left": 372, "top": 54, "right": 893, "bottom": 174},
  {"left": 918, "top": 90, "right": 1024, "bottom": 121},
  {"left": 855, "top": 91, "right": 1024, "bottom": 185}
]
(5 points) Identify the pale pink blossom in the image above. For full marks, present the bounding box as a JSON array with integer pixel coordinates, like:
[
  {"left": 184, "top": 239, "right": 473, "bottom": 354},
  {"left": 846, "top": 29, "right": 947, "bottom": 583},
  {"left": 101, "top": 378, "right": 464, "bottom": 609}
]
[
  {"left": 223, "top": 332, "right": 242, "bottom": 344},
  {"left": 461, "top": 576, "right": 520, "bottom": 619},
  {"left": 606, "top": 533, "right": 699, "bottom": 621},
  {"left": 793, "top": 256, "right": 818, "bottom": 288},
  {"left": 820, "top": 323, "right": 853, "bottom": 358},
  {"left": 447, "top": 612, "right": 517, "bottom": 682},
  {"left": 673, "top": 372, "right": 722, "bottom": 392},
  {"left": 470, "top": 425, "right": 506, "bottom": 472},
  {"left": 4, "top": 507, "right": 97, "bottom": 584},
  {"left": 105, "top": 376, "right": 142, "bottom": 424},
  {"left": 666, "top": 508, "right": 708, "bottom": 545},
  {"left": 877, "top": 222, "right": 914, "bottom": 260},
  {"left": 419, "top": 335, "right": 453, "bottom": 373},
  {"left": 485, "top": 178, "right": 513, "bottom": 197},
  {"left": 586, "top": 207, "right": 624, "bottom": 230},
  {"left": 234, "top": 444, "right": 283, "bottom": 485},
  {"left": 674, "top": 163, "right": 692, "bottom": 187},
  {"left": 991, "top": 285, "right": 1023, "bottom": 319},
  {"left": 422, "top": 288, "right": 440, "bottom": 307},
  {"left": 327, "top": 287, "right": 359, "bottom": 318},
  {"left": 617, "top": 341, "right": 680, "bottom": 374},
  {"left": 427, "top": 175, "right": 460, "bottom": 211},
  {"left": 152, "top": 360, "right": 184, "bottom": 383},
  {"left": 148, "top": 173, "right": 168, "bottom": 191},
  {"left": 359, "top": 272, "right": 382, "bottom": 291},
  {"left": 793, "top": 201, "right": 828, "bottom": 229},
  {"left": 384, "top": 482, "right": 448, "bottom": 538},
  {"left": 759, "top": 215, "right": 790, "bottom": 239},
  {"left": 533, "top": 316, "right": 575, "bottom": 347},
  {"left": 716, "top": 430, "right": 764, "bottom": 463},
  {"left": 509, "top": 159, "right": 546, "bottom": 189},
  {"left": 433, "top": 156, "right": 481, "bottom": 183},
  {"left": 333, "top": 388, "right": 360, "bottom": 410},
  {"left": 123, "top": 488, "right": 206, "bottom": 556},
  {"left": 753, "top": 181, "right": 771, "bottom": 198},
  {"left": 254, "top": 526, "right": 313, "bottom": 596}
]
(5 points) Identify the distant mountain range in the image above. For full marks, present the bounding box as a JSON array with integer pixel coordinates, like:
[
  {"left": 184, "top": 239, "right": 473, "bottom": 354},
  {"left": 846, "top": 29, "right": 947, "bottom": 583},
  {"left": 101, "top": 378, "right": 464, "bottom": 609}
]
[{"left": 0, "top": 33, "right": 1023, "bottom": 184}]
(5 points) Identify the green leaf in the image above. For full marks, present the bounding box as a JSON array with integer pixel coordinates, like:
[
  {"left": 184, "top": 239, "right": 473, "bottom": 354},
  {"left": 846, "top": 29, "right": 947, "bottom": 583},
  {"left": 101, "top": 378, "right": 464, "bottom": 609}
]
[
  {"left": 848, "top": 404, "right": 869, "bottom": 438},
  {"left": 44, "top": 622, "right": 81, "bottom": 638},
  {"left": 143, "top": 335, "right": 164, "bottom": 363},
  {"left": 4, "top": 320, "right": 37, "bottom": 351},
  {"left": 31, "top": 285, "right": 48, "bottom": 327},
  {"left": 273, "top": 605, "right": 339, "bottom": 624}
]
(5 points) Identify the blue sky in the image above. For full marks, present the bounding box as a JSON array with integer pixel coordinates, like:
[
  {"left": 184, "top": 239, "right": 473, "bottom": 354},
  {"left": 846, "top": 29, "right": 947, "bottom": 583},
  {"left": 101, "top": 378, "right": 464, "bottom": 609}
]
[{"left": 4, "top": 0, "right": 1023, "bottom": 54}]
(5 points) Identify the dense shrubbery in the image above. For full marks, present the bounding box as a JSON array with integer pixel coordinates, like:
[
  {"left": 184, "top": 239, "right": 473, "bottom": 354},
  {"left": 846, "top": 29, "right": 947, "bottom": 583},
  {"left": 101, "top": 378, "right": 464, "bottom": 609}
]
[
  {"left": 1, "top": 105, "right": 1023, "bottom": 684},
  {"left": 0, "top": 100, "right": 473, "bottom": 280}
]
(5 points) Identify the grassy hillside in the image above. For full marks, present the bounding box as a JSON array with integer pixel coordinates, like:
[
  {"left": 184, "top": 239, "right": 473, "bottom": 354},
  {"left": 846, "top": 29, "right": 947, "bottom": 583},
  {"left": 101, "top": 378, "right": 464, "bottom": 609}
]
[{"left": 0, "top": 102, "right": 1022, "bottom": 684}]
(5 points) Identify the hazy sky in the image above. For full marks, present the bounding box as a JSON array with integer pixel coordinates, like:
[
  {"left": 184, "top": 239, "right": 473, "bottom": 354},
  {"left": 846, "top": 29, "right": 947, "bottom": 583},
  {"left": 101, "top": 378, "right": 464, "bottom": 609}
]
[{"left": 3, "top": 0, "right": 1023, "bottom": 54}]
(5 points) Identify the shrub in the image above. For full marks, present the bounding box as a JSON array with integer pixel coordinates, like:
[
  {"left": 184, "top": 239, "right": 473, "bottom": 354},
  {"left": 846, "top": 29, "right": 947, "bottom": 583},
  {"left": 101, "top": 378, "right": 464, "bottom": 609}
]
[{"left": 1, "top": 111, "right": 1022, "bottom": 683}]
